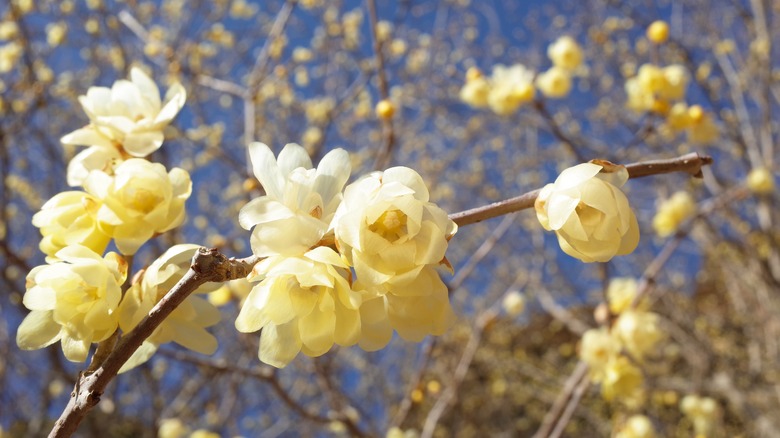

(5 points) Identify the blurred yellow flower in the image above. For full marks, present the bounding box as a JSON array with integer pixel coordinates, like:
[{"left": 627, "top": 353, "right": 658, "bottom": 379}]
[
  {"left": 579, "top": 327, "right": 620, "bottom": 379},
  {"left": 118, "top": 245, "right": 221, "bottom": 373},
  {"left": 84, "top": 159, "right": 191, "bottom": 255},
  {"left": 536, "top": 66, "right": 573, "bottom": 98},
  {"left": 746, "top": 167, "right": 775, "bottom": 194},
  {"left": 646, "top": 20, "right": 669, "bottom": 44},
  {"left": 32, "top": 191, "right": 111, "bottom": 261},
  {"left": 607, "top": 277, "right": 639, "bottom": 314},
  {"left": 502, "top": 290, "right": 526, "bottom": 316},
  {"left": 535, "top": 162, "right": 639, "bottom": 263},
  {"left": 16, "top": 245, "right": 127, "bottom": 362},
  {"left": 487, "top": 63, "right": 536, "bottom": 115},
  {"left": 239, "top": 142, "right": 350, "bottom": 257},
  {"left": 61, "top": 66, "right": 186, "bottom": 169},
  {"left": 615, "top": 414, "right": 656, "bottom": 438},
  {"left": 547, "top": 36, "right": 584, "bottom": 71},
  {"left": 235, "top": 247, "right": 361, "bottom": 368},
  {"left": 652, "top": 191, "right": 696, "bottom": 237},
  {"left": 459, "top": 69, "right": 490, "bottom": 108},
  {"left": 601, "top": 355, "right": 644, "bottom": 401},
  {"left": 334, "top": 166, "right": 457, "bottom": 287},
  {"left": 681, "top": 395, "right": 720, "bottom": 437},
  {"left": 612, "top": 310, "right": 664, "bottom": 360},
  {"left": 625, "top": 64, "right": 688, "bottom": 113}
]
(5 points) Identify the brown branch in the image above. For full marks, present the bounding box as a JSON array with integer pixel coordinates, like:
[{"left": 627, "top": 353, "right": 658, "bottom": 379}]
[
  {"left": 49, "top": 248, "right": 261, "bottom": 438},
  {"left": 448, "top": 152, "right": 714, "bottom": 227},
  {"left": 533, "top": 361, "right": 590, "bottom": 438}
]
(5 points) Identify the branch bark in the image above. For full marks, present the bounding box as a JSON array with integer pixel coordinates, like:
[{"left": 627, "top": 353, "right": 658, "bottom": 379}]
[{"left": 49, "top": 248, "right": 261, "bottom": 438}]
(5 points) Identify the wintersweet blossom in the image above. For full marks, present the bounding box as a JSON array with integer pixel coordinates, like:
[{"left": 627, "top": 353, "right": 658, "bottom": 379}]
[
  {"left": 536, "top": 66, "right": 573, "bottom": 98},
  {"left": 547, "top": 36, "right": 583, "bottom": 71},
  {"left": 333, "top": 166, "right": 457, "bottom": 287},
  {"left": 66, "top": 144, "right": 123, "bottom": 187},
  {"left": 579, "top": 327, "right": 620, "bottom": 379},
  {"left": 32, "top": 191, "right": 111, "bottom": 261},
  {"left": 239, "top": 142, "right": 351, "bottom": 257},
  {"left": 652, "top": 191, "right": 696, "bottom": 237},
  {"left": 625, "top": 64, "right": 688, "bottom": 113},
  {"left": 61, "top": 67, "right": 186, "bottom": 176},
  {"left": 681, "top": 395, "right": 719, "bottom": 437},
  {"left": 235, "top": 247, "right": 362, "bottom": 368},
  {"left": 600, "top": 355, "right": 644, "bottom": 401},
  {"left": 746, "top": 167, "right": 775, "bottom": 194},
  {"left": 606, "top": 277, "right": 640, "bottom": 314},
  {"left": 646, "top": 20, "right": 670, "bottom": 44},
  {"left": 356, "top": 266, "right": 455, "bottom": 351},
  {"left": 16, "top": 245, "right": 127, "bottom": 362},
  {"left": 487, "top": 64, "right": 536, "bottom": 115},
  {"left": 612, "top": 310, "right": 664, "bottom": 360},
  {"left": 118, "top": 245, "right": 221, "bottom": 372},
  {"left": 535, "top": 162, "right": 639, "bottom": 263},
  {"left": 459, "top": 67, "right": 490, "bottom": 108},
  {"left": 615, "top": 415, "right": 656, "bottom": 438},
  {"left": 84, "top": 158, "right": 191, "bottom": 255},
  {"left": 502, "top": 290, "right": 526, "bottom": 316},
  {"left": 685, "top": 105, "right": 719, "bottom": 144}
]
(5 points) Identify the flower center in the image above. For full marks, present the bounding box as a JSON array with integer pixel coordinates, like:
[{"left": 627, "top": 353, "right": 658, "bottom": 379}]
[
  {"left": 369, "top": 209, "right": 407, "bottom": 242},
  {"left": 124, "top": 187, "right": 163, "bottom": 214},
  {"left": 576, "top": 203, "right": 602, "bottom": 228}
]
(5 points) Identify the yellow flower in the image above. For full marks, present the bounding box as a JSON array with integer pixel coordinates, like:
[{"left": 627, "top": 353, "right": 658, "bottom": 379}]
[
  {"left": 16, "top": 245, "right": 127, "bottom": 362},
  {"left": 84, "top": 159, "right": 192, "bottom": 255},
  {"left": 60, "top": 66, "right": 186, "bottom": 168},
  {"left": 117, "top": 244, "right": 221, "bottom": 372},
  {"left": 547, "top": 36, "right": 584, "bottom": 71},
  {"left": 686, "top": 107, "right": 719, "bottom": 144},
  {"left": 615, "top": 415, "right": 656, "bottom": 438},
  {"left": 612, "top": 310, "right": 664, "bottom": 360},
  {"left": 607, "top": 277, "right": 639, "bottom": 314},
  {"left": 579, "top": 327, "right": 620, "bottom": 380},
  {"left": 487, "top": 64, "right": 536, "bottom": 115},
  {"left": 652, "top": 191, "right": 696, "bottom": 237},
  {"left": 646, "top": 20, "right": 670, "bottom": 44},
  {"left": 239, "top": 142, "right": 351, "bottom": 257},
  {"left": 601, "top": 355, "right": 644, "bottom": 401},
  {"left": 32, "top": 191, "right": 111, "bottom": 261},
  {"left": 625, "top": 64, "right": 688, "bottom": 113},
  {"left": 746, "top": 167, "right": 775, "bottom": 194},
  {"left": 502, "top": 290, "right": 526, "bottom": 316},
  {"left": 375, "top": 99, "right": 395, "bottom": 119},
  {"left": 536, "top": 66, "right": 573, "bottom": 98},
  {"left": 535, "top": 162, "right": 640, "bottom": 263},
  {"left": 235, "top": 247, "right": 361, "bottom": 368},
  {"left": 0, "top": 42, "right": 22, "bottom": 73},
  {"left": 334, "top": 166, "right": 457, "bottom": 287},
  {"left": 664, "top": 102, "right": 692, "bottom": 132},
  {"left": 158, "top": 418, "right": 188, "bottom": 438},
  {"left": 681, "top": 395, "right": 719, "bottom": 437},
  {"left": 459, "top": 72, "right": 490, "bottom": 108},
  {"left": 66, "top": 138, "right": 124, "bottom": 187},
  {"left": 356, "top": 266, "right": 455, "bottom": 350}
]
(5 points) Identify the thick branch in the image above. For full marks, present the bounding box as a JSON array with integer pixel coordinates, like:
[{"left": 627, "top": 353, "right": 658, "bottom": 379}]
[
  {"left": 49, "top": 248, "right": 261, "bottom": 438},
  {"left": 449, "top": 152, "right": 713, "bottom": 227}
]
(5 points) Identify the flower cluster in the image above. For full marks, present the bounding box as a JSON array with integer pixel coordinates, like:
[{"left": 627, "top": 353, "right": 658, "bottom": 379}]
[
  {"left": 579, "top": 278, "right": 664, "bottom": 403},
  {"left": 535, "top": 161, "right": 639, "bottom": 263},
  {"left": 17, "top": 68, "right": 207, "bottom": 364},
  {"left": 236, "top": 143, "right": 457, "bottom": 367},
  {"left": 624, "top": 22, "right": 719, "bottom": 145},
  {"left": 459, "top": 35, "right": 584, "bottom": 113}
]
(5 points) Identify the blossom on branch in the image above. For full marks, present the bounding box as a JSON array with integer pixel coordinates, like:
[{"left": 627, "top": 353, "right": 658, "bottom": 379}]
[
  {"left": 61, "top": 67, "right": 186, "bottom": 185},
  {"left": 547, "top": 36, "right": 584, "bottom": 71},
  {"left": 535, "top": 162, "right": 639, "bottom": 263},
  {"left": 487, "top": 64, "right": 536, "bottom": 115},
  {"left": 334, "top": 166, "right": 457, "bottom": 287},
  {"left": 239, "top": 142, "right": 351, "bottom": 257},
  {"left": 235, "top": 247, "right": 361, "bottom": 368},
  {"left": 84, "top": 158, "right": 192, "bottom": 255},
  {"left": 16, "top": 245, "right": 127, "bottom": 362},
  {"left": 118, "top": 244, "right": 221, "bottom": 372},
  {"left": 32, "top": 191, "right": 111, "bottom": 261}
]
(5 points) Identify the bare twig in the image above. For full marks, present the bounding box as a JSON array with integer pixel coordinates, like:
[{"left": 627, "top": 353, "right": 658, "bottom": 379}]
[
  {"left": 49, "top": 248, "right": 261, "bottom": 438},
  {"left": 367, "top": 0, "right": 397, "bottom": 171}
]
